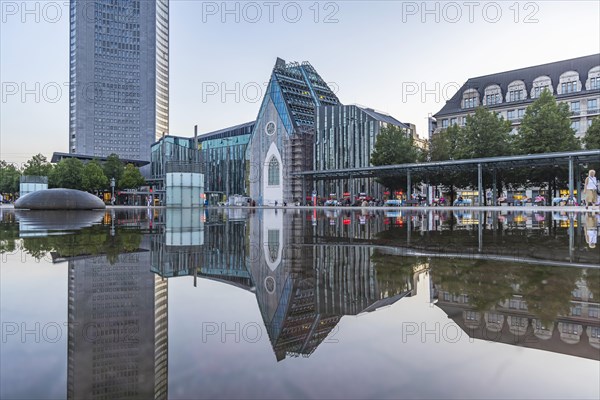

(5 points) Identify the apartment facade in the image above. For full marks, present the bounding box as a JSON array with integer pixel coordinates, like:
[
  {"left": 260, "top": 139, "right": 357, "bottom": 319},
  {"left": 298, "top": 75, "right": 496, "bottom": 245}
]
[{"left": 433, "top": 54, "right": 600, "bottom": 138}]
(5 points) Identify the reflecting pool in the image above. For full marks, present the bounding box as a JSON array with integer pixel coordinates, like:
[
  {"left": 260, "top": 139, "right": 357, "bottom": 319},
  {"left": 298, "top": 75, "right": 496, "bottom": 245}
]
[{"left": 1, "top": 208, "right": 599, "bottom": 399}]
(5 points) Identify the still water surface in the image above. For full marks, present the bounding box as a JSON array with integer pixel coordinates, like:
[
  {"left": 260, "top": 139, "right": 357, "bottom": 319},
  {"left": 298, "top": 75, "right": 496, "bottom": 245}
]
[{"left": 1, "top": 208, "right": 599, "bottom": 399}]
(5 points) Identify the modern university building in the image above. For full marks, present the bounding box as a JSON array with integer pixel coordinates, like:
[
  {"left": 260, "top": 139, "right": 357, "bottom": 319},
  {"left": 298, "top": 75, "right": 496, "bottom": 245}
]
[
  {"left": 244, "top": 58, "right": 414, "bottom": 205},
  {"left": 245, "top": 58, "right": 341, "bottom": 205}
]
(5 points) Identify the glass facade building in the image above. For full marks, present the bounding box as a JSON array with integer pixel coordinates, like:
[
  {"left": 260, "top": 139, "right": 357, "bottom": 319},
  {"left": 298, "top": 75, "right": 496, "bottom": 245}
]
[
  {"left": 149, "top": 122, "right": 254, "bottom": 203},
  {"left": 150, "top": 135, "right": 199, "bottom": 180},
  {"left": 69, "top": 0, "right": 169, "bottom": 162},
  {"left": 198, "top": 122, "right": 254, "bottom": 198},
  {"left": 314, "top": 105, "right": 410, "bottom": 201}
]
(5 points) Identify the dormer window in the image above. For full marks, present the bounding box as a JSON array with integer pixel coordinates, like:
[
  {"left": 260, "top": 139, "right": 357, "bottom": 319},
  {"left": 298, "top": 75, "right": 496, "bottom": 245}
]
[
  {"left": 531, "top": 76, "right": 553, "bottom": 98},
  {"left": 558, "top": 71, "right": 581, "bottom": 95},
  {"left": 506, "top": 80, "right": 526, "bottom": 102},
  {"left": 484, "top": 84, "right": 502, "bottom": 106},
  {"left": 586, "top": 66, "right": 600, "bottom": 90},
  {"left": 462, "top": 88, "right": 479, "bottom": 109}
]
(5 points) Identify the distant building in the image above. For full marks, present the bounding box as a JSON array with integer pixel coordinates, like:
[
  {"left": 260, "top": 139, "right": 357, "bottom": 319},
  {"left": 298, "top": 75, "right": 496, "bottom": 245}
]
[
  {"left": 433, "top": 54, "right": 600, "bottom": 138},
  {"left": 69, "top": 0, "right": 169, "bottom": 163}
]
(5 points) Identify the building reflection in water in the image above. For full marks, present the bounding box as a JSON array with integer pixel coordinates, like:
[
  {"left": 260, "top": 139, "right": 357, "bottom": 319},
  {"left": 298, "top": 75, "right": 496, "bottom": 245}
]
[
  {"left": 28, "top": 210, "right": 171, "bottom": 400},
  {"left": 2, "top": 207, "right": 599, "bottom": 399},
  {"left": 431, "top": 263, "right": 600, "bottom": 360},
  {"left": 230, "top": 209, "right": 417, "bottom": 361},
  {"left": 67, "top": 242, "right": 168, "bottom": 399}
]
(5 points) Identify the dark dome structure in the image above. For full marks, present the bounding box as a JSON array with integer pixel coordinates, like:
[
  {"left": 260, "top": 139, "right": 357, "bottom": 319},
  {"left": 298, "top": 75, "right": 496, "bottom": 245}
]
[{"left": 15, "top": 189, "right": 106, "bottom": 210}]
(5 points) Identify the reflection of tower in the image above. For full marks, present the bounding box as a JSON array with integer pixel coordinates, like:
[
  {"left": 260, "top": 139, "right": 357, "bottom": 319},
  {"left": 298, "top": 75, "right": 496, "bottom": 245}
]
[{"left": 67, "top": 236, "right": 168, "bottom": 399}]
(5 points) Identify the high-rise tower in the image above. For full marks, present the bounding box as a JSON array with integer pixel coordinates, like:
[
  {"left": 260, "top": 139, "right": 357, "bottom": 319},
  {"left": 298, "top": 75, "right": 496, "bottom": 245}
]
[{"left": 69, "top": 0, "right": 169, "bottom": 161}]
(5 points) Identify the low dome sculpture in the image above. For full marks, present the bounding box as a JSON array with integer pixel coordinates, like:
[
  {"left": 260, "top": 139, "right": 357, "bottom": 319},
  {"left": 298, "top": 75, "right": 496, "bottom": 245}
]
[{"left": 15, "top": 189, "right": 106, "bottom": 210}]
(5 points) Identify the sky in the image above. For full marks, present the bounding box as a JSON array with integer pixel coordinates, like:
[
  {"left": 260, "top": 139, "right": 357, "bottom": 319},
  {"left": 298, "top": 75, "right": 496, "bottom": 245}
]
[{"left": 1, "top": 0, "right": 600, "bottom": 164}]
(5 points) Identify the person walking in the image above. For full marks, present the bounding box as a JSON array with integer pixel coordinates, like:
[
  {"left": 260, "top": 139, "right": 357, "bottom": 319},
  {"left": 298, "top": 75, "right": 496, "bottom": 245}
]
[{"left": 584, "top": 169, "right": 598, "bottom": 210}]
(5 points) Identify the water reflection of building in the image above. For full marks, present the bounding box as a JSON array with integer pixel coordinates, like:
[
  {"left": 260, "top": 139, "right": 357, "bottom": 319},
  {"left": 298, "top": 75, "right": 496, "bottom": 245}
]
[
  {"left": 248, "top": 209, "right": 415, "bottom": 361},
  {"left": 433, "top": 272, "right": 600, "bottom": 360},
  {"left": 200, "top": 209, "right": 252, "bottom": 288},
  {"left": 67, "top": 236, "right": 168, "bottom": 399},
  {"left": 151, "top": 209, "right": 203, "bottom": 279}
]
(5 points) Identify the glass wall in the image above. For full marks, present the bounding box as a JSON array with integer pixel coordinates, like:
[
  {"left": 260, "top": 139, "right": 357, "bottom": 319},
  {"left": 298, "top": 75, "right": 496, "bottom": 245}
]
[
  {"left": 314, "top": 105, "right": 408, "bottom": 202},
  {"left": 199, "top": 123, "right": 253, "bottom": 197}
]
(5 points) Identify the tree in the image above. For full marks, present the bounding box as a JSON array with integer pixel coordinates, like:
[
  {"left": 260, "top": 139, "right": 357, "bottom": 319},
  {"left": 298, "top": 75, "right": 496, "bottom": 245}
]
[
  {"left": 22, "top": 153, "right": 52, "bottom": 177},
  {"left": 370, "top": 125, "right": 419, "bottom": 191},
  {"left": 49, "top": 158, "right": 83, "bottom": 189},
  {"left": 119, "top": 164, "right": 145, "bottom": 189},
  {"left": 583, "top": 117, "right": 600, "bottom": 150},
  {"left": 462, "top": 107, "right": 513, "bottom": 159},
  {"left": 429, "top": 123, "right": 465, "bottom": 162},
  {"left": 103, "top": 153, "right": 124, "bottom": 188},
  {"left": 82, "top": 160, "right": 109, "bottom": 193},
  {"left": 0, "top": 161, "right": 21, "bottom": 195},
  {"left": 427, "top": 124, "right": 470, "bottom": 204},
  {"left": 516, "top": 90, "right": 580, "bottom": 154},
  {"left": 515, "top": 90, "right": 581, "bottom": 199}
]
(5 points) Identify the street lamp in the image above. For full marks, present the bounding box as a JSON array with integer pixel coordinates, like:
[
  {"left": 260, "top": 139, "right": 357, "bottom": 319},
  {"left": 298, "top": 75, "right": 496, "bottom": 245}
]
[
  {"left": 221, "top": 138, "right": 236, "bottom": 201},
  {"left": 110, "top": 177, "right": 115, "bottom": 205}
]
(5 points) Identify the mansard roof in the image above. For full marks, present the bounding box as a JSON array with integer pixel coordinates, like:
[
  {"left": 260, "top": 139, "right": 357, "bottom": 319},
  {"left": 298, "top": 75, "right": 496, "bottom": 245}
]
[{"left": 434, "top": 54, "right": 600, "bottom": 118}]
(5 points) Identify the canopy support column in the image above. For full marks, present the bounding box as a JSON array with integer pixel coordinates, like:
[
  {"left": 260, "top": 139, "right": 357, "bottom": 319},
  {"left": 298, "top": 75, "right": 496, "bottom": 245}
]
[
  {"left": 477, "top": 163, "right": 483, "bottom": 206},
  {"left": 568, "top": 156, "right": 574, "bottom": 201},
  {"left": 407, "top": 170, "right": 412, "bottom": 200}
]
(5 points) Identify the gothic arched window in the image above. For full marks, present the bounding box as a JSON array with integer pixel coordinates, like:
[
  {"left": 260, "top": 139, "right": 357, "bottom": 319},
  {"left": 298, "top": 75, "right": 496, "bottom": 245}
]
[{"left": 268, "top": 157, "right": 280, "bottom": 186}]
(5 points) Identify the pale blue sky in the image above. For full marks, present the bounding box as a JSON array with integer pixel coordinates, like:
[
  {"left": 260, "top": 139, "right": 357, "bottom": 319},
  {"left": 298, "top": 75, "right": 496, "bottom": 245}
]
[{"left": 1, "top": 1, "right": 599, "bottom": 163}]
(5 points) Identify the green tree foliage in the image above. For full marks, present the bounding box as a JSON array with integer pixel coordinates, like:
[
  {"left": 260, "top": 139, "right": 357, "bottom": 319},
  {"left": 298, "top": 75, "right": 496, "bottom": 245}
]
[
  {"left": 430, "top": 259, "right": 583, "bottom": 324},
  {"left": 583, "top": 117, "right": 600, "bottom": 150},
  {"left": 518, "top": 266, "right": 582, "bottom": 325},
  {"left": 462, "top": 107, "right": 513, "bottom": 158},
  {"left": 49, "top": 158, "right": 84, "bottom": 189},
  {"left": 516, "top": 90, "right": 580, "bottom": 153},
  {"left": 18, "top": 225, "right": 142, "bottom": 265},
  {"left": 515, "top": 90, "right": 581, "bottom": 198},
  {"left": 22, "top": 153, "right": 52, "bottom": 177},
  {"left": 0, "top": 161, "right": 21, "bottom": 194},
  {"left": 370, "top": 125, "right": 419, "bottom": 191},
  {"left": 103, "top": 153, "right": 124, "bottom": 187},
  {"left": 464, "top": 107, "right": 519, "bottom": 194},
  {"left": 427, "top": 124, "right": 471, "bottom": 202},
  {"left": 429, "top": 123, "right": 465, "bottom": 161},
  {"left": 119, "top": 164, "right": 145, "bottom": 189},
  {"left": 82, "top": 160, "right": 109, "bottom": 193}
]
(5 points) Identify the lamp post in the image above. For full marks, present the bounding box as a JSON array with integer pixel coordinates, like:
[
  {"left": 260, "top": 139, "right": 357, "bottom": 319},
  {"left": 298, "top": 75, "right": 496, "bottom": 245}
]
[
  {"left": 221, "top": 138, "right": 235, "bottom": 202},
  {"left": 110, "top": 177, "right": 115, "bottom": 205}
]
